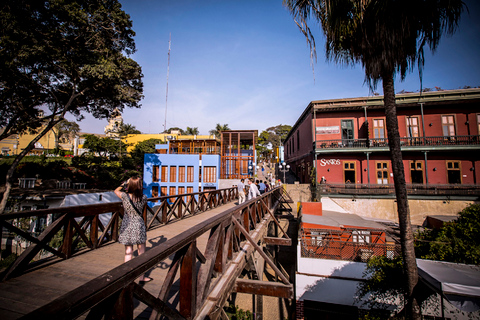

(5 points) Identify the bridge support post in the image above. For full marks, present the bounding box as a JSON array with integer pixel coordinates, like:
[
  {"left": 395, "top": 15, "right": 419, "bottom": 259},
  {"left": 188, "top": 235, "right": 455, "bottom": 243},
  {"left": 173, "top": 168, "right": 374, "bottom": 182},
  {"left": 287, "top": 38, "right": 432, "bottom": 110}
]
[{"left": 253, "top": 250, "right": 265, "bottom": 320}]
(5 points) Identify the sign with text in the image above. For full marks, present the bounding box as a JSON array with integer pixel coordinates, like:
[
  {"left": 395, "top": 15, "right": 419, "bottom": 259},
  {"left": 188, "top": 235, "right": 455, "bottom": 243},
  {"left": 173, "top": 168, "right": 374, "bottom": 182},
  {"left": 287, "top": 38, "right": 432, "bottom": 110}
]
[
  {"left": 319, "top": 158, "right": 341, "bottom": 166},
  {"left": 316, "top": 126, "right": 340, "bottom": 134}
]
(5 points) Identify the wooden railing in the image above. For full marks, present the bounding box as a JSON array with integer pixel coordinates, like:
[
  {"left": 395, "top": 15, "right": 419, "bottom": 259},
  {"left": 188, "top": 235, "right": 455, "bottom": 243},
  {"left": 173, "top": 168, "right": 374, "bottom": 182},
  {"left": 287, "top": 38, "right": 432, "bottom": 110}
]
[
  {"left": 314, "top": 135, "right": 480, "bottom": 149},
  {"left": 17, "top": 186, "right": 294, "bottom": 320},
  {"left": 0, "top": 187, "right": 238, "bottom": 281}
]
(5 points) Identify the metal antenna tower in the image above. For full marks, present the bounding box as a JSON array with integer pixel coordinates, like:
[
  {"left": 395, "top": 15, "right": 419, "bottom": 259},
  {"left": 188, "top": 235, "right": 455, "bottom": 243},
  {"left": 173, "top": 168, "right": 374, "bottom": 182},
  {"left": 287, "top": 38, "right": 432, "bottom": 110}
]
[{"left": 164, "top": 33, "right": 171, "bottom": 133}]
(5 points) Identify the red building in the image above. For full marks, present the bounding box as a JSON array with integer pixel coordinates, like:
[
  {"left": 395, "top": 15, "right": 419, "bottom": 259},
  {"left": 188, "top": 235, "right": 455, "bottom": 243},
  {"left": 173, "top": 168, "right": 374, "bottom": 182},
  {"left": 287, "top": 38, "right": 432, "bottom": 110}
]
[{"left": 284, "top": 88, "right": 480, "bottom": 188}]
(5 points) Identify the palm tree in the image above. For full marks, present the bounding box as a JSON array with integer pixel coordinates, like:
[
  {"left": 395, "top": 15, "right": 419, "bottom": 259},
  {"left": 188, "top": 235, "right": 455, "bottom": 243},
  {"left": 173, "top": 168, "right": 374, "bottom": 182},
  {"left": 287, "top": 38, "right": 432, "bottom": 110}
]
[
  {"left": 209, "top": 123, "right": 230, "bottom": 138},
  {"left": 185, "top": 126, "right": 199, "bottom": 135},
  {"left": 118, "top": 122, "right": 141, "bottom": 136},
  {"left": 284, "top": 0, "right": 465, "bottom": 318}
]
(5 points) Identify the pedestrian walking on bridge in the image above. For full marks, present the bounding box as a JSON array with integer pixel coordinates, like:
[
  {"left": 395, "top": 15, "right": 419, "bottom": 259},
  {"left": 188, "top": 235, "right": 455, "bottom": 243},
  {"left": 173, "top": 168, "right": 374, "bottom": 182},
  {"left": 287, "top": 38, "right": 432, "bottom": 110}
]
[
  {"left": 114, "top": 176, "right": 152, "bottom": 283},
  {"left": 247, "top": 178, "right": 261, "bottom": 200},
  {"left": 237, "top": 178, "right": 246, "bottom": 204}
]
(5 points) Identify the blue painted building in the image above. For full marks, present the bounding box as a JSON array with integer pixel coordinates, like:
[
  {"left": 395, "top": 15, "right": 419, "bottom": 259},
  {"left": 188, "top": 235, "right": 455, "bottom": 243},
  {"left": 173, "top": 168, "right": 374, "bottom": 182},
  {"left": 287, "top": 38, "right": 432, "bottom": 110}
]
[{"left": 144, "top": 144, "right": 220, "bottom": 205}]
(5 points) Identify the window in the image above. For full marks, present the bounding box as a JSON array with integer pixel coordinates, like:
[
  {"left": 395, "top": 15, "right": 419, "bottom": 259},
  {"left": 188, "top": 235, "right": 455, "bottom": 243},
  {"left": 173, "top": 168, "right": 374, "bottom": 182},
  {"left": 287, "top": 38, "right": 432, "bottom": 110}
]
[
  {"left": 477, "top": 114, "right": 480, "bottom": 134},
  {"left": 311, "top": 231, "right": 327, "bottom": 246},
  {"left": 446, "top": 160, "right": 461, "bottom": 184},
  {"left": 373, "top": 119, "right": 385, "bottom": 139},
  {"left": 344, "top": 161, "right": 356, "bottom": 184},
  {"left": 152, "top": 186, "right": 159, "bottom": 197},
  {"left": 161, "top": 186, "right": 167, "bottom": 196},
  {"left": 170, "top": 166, "right": 177, "bottom": 182},
  {"left": 376, "top": 161, "right": 389, "bottom": 184},
  {"left": 152, "top": 165, "right": 159, "bottom": 182},
  {"left": 169, "top": 186, "right": 176, "bottom": 195},
  {"left": 178, "top": 166, "right": 185, "bottom": 182},
  {"left": 442, "top": 115, "right": 456, "bottom": 137},
  {"left": 410, "top": 161, "right": 424, "bottom": 184},
  {"left": 406, "top": 116, "right": 420, "bottom": 138},
  {"left": 203, "top": 166, "right": 217, "bottom": 183},
  {"left": 161, "top": 166, "right": 168, "bottom": 182},
  {"left": 352, "top": 230, "right": 371, "bottom": 243},
  {"left": 178, "top": 186, "right": 185, "bottom": 195},
  {"left": 341, "top": 120, "right": 354, "bottom": 142},
  {"left": 187, "top": 166, "right": 194, "bottom": 182}
]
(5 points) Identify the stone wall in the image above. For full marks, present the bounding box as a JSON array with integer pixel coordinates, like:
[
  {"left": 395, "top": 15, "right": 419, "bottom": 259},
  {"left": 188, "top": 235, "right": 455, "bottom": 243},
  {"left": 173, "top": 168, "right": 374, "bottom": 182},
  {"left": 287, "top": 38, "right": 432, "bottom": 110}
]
[
  {"left": 284, "top": 183, "right": 313, "bottom": 216},
  {"left": 331, "top": 197, "right": 477, "bottom": 225},
  {"left": 283, "top": 183, "right": 478, "bottom": 225}
]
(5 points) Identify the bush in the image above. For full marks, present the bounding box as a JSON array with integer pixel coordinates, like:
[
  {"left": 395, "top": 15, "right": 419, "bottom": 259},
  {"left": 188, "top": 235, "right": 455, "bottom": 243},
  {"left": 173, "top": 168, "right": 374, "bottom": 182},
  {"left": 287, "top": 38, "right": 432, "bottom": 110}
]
[{"left": 415, "top": 204, "right": 480, "bottom": 264}]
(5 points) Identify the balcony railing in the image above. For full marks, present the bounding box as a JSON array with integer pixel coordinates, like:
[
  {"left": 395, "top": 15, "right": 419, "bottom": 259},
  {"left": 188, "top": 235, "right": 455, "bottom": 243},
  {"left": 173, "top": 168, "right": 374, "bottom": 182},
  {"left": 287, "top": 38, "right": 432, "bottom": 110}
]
[
  {"left": 300, "top": 228, "right": 400, "bottom": 262},
  {"left": 315, "top": 135, "right": 480, "bottom": 149},
  {"left": 318, "top": 183, "right": 480, "bottom": 196}
]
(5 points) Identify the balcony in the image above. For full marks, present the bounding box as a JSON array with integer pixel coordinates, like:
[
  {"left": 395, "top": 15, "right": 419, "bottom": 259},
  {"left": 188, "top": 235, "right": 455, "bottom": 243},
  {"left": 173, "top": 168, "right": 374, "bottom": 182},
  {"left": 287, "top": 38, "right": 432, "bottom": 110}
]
[
  {"left": 300, "top": 228, "right": 400, "bottom": 262},
  {"left": 319, "top": 183, "right": 480, "bottom": 197},
  {"left": 314, "top": 135, "right": 480, "bottom": 152}
]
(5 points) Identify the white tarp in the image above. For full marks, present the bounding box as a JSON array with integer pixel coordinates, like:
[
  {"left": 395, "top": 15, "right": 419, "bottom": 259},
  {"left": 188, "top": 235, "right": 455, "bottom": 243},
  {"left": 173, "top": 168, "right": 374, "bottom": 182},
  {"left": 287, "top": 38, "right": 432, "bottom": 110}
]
[{"left": 60, "top": 192, "right": 120, "bottom": 226}]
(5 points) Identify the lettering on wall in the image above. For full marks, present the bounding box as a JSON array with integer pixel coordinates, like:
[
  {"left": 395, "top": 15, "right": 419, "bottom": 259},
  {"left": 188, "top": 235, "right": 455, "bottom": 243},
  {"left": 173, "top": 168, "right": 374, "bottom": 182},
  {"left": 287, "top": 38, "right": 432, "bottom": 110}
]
[
  {"left": 316, "top": 126, "right": 340, "bottom": 134},
  {"left": 319, "top": 158, "right": 341, "bottom": 166}
]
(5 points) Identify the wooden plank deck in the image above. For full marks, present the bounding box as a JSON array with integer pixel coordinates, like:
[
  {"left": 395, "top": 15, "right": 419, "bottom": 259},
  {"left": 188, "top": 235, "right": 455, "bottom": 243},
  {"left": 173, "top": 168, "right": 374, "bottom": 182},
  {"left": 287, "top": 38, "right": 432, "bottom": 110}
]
[{"left": 0, "top": 202, "right": 239, "bottom": 319}]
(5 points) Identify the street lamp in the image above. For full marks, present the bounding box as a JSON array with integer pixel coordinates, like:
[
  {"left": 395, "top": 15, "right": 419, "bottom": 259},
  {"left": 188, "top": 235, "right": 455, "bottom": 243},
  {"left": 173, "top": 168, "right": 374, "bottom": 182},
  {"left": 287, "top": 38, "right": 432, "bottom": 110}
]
[
  {"left": 248, "top": 165, "right": 260, "bottom": 177},
  {"left": 278, "top": 162, "right": 290, "bottom": 183}
]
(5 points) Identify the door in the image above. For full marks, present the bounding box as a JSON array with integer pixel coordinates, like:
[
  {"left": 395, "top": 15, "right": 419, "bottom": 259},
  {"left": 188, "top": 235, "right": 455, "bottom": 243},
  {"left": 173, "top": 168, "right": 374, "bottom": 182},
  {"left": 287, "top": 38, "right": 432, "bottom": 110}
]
[
  {"left": 410, "top": 161, "right": 424, "bottom": 184},
  {"left": 344, "top": 161, "right": 356, "bottom": 184},
  {"left": 373, "top": 119, "right": 386, "bottom": 146},
  {"left": 341, "top": 120, "right": 354, "bottom": 146},
  {"left": 376, "top": 161, "right": 389, "bottom": 184},
  {"left": 446, "top": 161, "right": 461, "bottom": 184}
]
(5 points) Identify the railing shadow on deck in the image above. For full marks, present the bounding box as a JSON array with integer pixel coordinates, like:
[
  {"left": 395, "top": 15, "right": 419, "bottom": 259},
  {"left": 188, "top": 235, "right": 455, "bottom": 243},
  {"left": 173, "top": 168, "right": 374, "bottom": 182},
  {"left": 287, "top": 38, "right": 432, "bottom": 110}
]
[
  {"left": 10, "top": 186, "right": 293, "bottom": 320},
  {"left": 0, "top": 187, "right": 239, "bottom": 281}
]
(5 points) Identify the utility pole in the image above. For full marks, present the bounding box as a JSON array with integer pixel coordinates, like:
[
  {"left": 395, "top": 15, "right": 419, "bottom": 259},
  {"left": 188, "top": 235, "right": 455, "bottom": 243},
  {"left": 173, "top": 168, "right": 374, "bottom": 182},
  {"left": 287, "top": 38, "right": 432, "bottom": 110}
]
[{"left": 164, "top": 33, "right": 171, "bottom": 133}]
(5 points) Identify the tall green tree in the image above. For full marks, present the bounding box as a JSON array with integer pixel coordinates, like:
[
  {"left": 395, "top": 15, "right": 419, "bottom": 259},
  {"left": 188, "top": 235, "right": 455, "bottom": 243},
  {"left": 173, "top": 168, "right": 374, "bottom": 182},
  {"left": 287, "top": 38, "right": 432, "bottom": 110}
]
[
  {"left": 185, "top": 127, "right": 199, "bottom": 135},
  {"left": 257, "top": 124, "right": 292, "bottom": 160},
  {"left": 117, "top": 122, "right": 141, "bottom": 136},
  {"left": 209, "top": 123, "right": 230, "bottom": 138},
  {"left": 415, "top": 204, "right": 480, "bottom": 265},
  {"left": 283, "top": 0, "right": 465, "bottom": 318},
  {"left": 82, "top": 134, "right": 125, "bottom": 158},
  {"left": 53, "top": 119, "right": 81, "bottom": 150},
  {"left": 130, "top": 138, "right": 164, "bottom": 169},
  {"left": 0, "top": 0, "right": 143, "bottom": 213}
]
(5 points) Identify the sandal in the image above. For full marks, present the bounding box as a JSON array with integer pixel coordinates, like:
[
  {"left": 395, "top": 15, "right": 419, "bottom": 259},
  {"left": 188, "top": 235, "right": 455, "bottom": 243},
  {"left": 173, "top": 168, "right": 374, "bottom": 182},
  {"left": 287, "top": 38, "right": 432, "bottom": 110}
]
[{"left": 139, "top": 277, "right": 153, "bottom": 283}]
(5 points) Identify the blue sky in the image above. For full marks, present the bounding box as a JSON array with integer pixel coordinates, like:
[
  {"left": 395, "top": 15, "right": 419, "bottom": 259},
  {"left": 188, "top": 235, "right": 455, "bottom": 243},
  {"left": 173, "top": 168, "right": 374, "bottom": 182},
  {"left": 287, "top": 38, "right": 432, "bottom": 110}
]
[{"left": 77, "top": 0, "right": 480, "bottom": 135}]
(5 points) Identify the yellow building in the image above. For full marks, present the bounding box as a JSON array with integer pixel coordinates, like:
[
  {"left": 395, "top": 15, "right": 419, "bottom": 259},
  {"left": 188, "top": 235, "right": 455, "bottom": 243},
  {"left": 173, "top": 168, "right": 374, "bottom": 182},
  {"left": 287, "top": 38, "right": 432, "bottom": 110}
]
[
  {"left": 0, "top": 129, "right": 61, "bottom": 156},
  {"left": 122, "top": 133, "right": 217, "bottom": 152},
  {"left": 1, "top": 127, "right": 218, "bottom": 157}
]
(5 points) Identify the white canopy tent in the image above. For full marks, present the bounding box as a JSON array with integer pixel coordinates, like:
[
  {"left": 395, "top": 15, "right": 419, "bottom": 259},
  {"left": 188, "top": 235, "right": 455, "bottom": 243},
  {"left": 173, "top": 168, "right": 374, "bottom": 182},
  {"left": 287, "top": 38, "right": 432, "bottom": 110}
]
[{"left": 417, "top": 259, "right": 480, "bottom": 313}]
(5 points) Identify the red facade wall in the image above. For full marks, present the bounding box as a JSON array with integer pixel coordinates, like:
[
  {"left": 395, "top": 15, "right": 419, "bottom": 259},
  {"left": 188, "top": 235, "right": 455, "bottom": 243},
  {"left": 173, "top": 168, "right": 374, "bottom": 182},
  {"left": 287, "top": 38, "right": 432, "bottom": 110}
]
[{"left": 285, "top": 91, "right": 480, "bottom": 185}]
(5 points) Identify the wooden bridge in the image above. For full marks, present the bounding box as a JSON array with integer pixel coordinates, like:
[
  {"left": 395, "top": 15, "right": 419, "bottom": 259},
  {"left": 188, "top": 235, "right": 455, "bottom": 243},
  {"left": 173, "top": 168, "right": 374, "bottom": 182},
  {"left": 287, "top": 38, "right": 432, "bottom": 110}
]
[{"left": 0, "top": 186, "right": 294, "bottom": 319}]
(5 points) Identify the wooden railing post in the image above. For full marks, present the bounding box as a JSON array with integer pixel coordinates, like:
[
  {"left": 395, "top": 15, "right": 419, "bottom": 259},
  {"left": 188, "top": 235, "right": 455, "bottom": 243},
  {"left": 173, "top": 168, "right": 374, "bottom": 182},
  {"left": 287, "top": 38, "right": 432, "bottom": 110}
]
[
  {"left": 63, "top": 216, "right": 74, "bottom": 258},
  {"left": 90, "top": 215, "right": 99, "bottom": 249},
  {"left": 110, "top": 282, "right": 134, "bottom": 320},
  {"left": 178, "top": 198, "right": 183, "bottom": 219},
  {"left": 180, "top": 241, "right": 197, "bottom": 319},
  {"left": 161, "top": 202, "right": 168, "bottom": 224}
]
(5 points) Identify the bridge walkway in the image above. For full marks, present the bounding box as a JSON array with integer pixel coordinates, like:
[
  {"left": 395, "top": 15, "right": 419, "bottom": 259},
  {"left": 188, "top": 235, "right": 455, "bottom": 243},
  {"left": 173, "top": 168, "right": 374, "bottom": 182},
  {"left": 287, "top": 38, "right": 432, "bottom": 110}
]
[{"left": 0, "top": 202, "right": 238, "bottom": 319}]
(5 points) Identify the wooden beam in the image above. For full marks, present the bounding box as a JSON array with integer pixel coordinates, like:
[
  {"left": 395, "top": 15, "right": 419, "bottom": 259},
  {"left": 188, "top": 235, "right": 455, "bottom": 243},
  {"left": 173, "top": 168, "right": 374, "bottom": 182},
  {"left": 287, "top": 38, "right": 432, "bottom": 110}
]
[
  {"left": 233, "top": 279, "right": 293, "bottom": 299},
  {"left": 264, "top": 237, "right": 292, "bottom": 246},
  {"left": 232, "top": 218, "right": 290, "bottom": 285}
]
